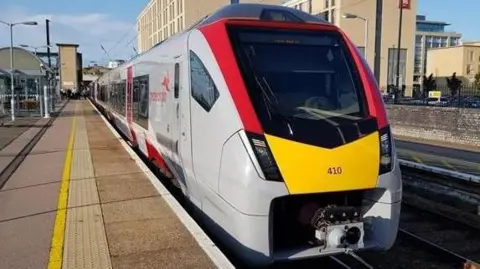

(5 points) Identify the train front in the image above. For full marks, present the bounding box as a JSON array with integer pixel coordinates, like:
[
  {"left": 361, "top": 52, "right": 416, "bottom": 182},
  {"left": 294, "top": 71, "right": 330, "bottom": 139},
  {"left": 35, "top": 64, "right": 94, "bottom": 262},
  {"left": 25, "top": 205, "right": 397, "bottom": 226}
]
[{"left": 223, "top": 19, "right": 402, "bottom": 264}]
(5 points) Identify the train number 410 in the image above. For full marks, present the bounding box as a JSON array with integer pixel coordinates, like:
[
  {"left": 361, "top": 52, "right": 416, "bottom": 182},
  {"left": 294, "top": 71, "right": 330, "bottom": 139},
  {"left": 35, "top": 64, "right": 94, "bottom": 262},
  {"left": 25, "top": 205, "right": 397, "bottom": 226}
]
[{"left": 327, "top": 167, "right": 343, "bottom": 175}]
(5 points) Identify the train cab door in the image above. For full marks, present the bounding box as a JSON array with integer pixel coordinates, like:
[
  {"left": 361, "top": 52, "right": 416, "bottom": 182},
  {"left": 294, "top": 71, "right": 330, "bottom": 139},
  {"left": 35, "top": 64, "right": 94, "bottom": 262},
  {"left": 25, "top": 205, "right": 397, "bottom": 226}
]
[{"left": 167, "top": 56, "right": 201, "bottom": 208}]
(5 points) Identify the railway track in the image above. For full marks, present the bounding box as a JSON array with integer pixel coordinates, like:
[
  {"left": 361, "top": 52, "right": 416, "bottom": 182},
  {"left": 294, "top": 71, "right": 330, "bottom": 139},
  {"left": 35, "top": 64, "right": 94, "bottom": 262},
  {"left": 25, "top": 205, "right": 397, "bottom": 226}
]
[
  {"left": 399, "top": 204, "right": 480, "bottom": 267},
  {"left": 401, "top": 164, "right": 480, "bottom": 230}
]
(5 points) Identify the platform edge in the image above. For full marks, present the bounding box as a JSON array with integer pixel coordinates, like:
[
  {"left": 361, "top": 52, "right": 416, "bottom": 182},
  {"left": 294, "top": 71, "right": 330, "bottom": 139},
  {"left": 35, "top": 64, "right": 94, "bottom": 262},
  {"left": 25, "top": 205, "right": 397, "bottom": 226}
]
[{"left": 399, "top": 159, "right": 480, "bottom": 184}]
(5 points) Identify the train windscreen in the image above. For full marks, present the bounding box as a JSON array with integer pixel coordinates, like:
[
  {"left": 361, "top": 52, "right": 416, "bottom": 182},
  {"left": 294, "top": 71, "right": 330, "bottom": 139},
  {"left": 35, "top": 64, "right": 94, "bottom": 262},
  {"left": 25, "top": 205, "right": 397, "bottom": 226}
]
[{"left": 227, "top": 25, "right": 378, "bottom": 148}]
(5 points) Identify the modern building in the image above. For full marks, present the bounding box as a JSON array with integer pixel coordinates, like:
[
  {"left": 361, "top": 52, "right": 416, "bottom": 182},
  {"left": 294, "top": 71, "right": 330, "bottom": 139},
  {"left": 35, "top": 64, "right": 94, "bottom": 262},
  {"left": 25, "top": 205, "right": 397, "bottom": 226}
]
[
  {"left": 426, "top": 42, "right": 480, "bottom": 85},
  {"left": 414, "top": 15, "right": 462, "bottom": 84},
  {"left": 136, "top": 0, "right": 284, "bottom": 53},
  {"left": 283, "top": 0, "right": 418, "bottom": 93}
]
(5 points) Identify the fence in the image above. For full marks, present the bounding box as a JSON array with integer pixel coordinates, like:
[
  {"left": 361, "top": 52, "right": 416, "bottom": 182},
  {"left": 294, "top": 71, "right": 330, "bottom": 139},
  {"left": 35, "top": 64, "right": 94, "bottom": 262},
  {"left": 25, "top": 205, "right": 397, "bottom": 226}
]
[
  {"left": 0, "top": 76, "right": 58, "bottom": 119},
  {"left": 384, "top": 84, "right": 480, "bottom": 148},
  {"left": 381, "top": 84, "right": 480, "bottom": 109}
]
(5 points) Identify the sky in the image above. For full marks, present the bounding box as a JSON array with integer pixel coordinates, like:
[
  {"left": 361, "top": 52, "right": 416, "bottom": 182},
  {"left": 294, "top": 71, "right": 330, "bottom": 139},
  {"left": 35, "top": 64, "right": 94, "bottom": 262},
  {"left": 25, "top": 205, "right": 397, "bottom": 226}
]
[{"left": 0, "top": 0, "right": 478, "bottom": 66}]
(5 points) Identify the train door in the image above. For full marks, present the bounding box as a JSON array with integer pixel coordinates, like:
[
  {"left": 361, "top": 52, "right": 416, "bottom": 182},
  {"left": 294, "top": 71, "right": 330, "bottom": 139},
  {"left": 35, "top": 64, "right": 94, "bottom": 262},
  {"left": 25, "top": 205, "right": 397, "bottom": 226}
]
[
  {"left": 171, "top": 55, "right": 202, "bottom": 209},
  {"left": 126, "top": 66, "right": 133, "bottom": 125}
]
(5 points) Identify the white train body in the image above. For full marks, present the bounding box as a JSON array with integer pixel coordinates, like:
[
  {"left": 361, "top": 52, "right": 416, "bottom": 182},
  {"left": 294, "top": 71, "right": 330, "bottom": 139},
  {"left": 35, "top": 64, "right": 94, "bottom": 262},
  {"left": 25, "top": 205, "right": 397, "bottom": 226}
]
[{"left": 92, "top": 3, "right": 402, "bottom": 266}]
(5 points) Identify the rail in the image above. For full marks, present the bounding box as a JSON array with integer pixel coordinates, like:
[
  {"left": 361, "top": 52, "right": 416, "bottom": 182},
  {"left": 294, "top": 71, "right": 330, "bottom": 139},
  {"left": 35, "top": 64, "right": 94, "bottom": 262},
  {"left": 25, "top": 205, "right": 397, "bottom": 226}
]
[{"left": 398, "top": 229, "right": 478, "bottom": 268}]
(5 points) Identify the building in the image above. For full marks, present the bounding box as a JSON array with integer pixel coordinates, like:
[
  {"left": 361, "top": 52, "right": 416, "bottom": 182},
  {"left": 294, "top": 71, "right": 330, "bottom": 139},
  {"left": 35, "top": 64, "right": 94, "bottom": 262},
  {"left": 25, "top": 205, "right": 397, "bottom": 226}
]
[
  {"left": 283, "top": 0, "right": 418, "bottom": 93},
  {"left": 136, "top": 0, "right": 284, "bottom": 53},
  {"left": 82, "top": 65, "right": 111, "bottom": 86},
  {"left": 426, "top": 42, "right": 480, "bottom": 85},
  {"left": 57, "top": 43, "right": 82, "bottom": 90},
  {"left": 414, "top": 15, "right": 461, "bottom": 84},
  {"left": 107, "top": 59, "right": 126, "bottom": 69}
]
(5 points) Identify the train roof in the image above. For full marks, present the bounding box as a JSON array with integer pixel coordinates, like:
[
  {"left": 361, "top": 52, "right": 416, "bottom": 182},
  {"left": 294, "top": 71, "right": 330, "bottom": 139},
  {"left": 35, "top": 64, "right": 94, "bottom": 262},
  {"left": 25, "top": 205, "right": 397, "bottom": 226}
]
[{"left": 198, "top": 3, "right": 329, "bottom": 26}]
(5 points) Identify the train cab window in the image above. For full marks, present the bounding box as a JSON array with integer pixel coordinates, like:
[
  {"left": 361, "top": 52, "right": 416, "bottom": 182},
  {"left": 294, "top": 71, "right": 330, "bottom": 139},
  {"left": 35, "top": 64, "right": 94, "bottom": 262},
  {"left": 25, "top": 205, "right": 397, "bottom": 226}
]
[
  {"left": 189, "top": 51, "right": 219, "bottom": 112},
  {"left": 174, "top": 63, "right": 180, "bottom": 98},
  {"left": 227, "top": 26, "right": 376, "bottom": 148}
]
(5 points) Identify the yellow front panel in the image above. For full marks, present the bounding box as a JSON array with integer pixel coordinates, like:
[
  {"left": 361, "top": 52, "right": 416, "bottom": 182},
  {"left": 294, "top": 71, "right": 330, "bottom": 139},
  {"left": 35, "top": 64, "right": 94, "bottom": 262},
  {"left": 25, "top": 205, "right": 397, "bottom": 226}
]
[{"left": 265, "top": 132, "right": 380, "bottom": 194}]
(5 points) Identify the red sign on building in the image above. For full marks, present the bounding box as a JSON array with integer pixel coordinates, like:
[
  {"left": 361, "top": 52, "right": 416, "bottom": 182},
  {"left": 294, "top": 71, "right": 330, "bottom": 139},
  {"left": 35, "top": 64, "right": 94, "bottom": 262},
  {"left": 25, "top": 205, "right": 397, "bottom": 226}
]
[{"left": 399, "top": 0, "right": 411, "bottom": 9}]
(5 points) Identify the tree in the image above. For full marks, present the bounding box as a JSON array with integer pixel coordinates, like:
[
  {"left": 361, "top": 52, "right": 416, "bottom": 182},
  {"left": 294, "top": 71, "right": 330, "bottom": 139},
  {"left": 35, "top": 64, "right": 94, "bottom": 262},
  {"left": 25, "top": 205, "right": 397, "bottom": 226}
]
[
  {"left": 422, "top": 73, "right": 436, "bottom": 99},
  {"left": 474, "top": 72, "right": 480, "bottom": 90},
  {"left": 446, "top": 72, "right": 462, "bottom": 96}
]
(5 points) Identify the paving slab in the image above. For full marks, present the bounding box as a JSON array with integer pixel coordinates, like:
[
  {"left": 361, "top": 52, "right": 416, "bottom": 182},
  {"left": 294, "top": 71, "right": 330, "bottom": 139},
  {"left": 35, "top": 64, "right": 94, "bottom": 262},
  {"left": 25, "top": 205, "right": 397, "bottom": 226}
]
[{"left": 62, "top": 106, "right": 111, "bottom": 269}]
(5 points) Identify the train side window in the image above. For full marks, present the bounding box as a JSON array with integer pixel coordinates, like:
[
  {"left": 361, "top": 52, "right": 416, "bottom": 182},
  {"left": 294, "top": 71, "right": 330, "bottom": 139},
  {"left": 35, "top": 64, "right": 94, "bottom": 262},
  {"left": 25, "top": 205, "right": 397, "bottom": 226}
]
[
  {"left": 174, "top": 63, "right": 180, "bottom": 99},
  {"left": 189, "top": 51, "right": 219, "bottom": 112},
  {"left": 120, "top": 80, "right": 126, "bottom": 114},
  {"left": 133, "top": 74, "right": 149, "bottom": 129}
]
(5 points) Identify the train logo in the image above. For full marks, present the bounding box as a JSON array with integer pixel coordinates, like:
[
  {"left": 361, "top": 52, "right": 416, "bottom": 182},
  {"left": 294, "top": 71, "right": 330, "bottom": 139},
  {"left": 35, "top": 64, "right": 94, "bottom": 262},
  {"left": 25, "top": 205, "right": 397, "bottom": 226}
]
[
  {"left": 150, "top": 72, "right": 171, "bottom": 104},
  {"left": 161, "top": 71, "right": 170, "bottom": 92}
]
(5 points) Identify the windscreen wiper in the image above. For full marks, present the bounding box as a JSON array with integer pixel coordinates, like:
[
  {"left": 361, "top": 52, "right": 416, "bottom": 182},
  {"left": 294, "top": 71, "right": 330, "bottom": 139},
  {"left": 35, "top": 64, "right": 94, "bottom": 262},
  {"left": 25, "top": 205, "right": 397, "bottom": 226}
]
[
  {"left": 243, "top": 46, "right": 294, "bottom": 136},
  {"left": 255, "top": 75, "right": 294, "bottom": 136}
]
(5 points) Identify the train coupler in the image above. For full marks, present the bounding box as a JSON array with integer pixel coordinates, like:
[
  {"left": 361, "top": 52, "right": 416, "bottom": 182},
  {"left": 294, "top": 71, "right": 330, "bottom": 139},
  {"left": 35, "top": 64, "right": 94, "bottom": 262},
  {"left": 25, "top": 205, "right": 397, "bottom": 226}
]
[{"left": 310, "top": 205, "right": 365, "bottom": 250}]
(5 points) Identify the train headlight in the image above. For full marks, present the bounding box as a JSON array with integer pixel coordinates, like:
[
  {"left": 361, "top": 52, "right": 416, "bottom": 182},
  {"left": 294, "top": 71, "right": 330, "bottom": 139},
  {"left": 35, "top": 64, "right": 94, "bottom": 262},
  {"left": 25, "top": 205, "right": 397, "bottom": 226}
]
[
  {"left": 379, "top": 125, "right": 393, "bottom": 175},
  {"left": 247, "top": 132, "right": 283, "bottom": 182}
]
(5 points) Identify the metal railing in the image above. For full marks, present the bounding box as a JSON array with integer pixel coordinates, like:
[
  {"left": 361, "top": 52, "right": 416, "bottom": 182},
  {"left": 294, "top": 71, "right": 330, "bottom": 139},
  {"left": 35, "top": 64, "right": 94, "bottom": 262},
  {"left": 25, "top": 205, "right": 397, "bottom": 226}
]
[{"left": 381, "top": 85, "right": 480, "bottom": 109}]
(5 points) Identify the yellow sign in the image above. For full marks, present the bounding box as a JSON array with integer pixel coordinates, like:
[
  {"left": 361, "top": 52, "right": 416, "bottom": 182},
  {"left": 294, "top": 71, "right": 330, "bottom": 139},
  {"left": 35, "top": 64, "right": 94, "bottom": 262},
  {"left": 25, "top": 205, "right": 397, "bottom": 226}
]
[{"left": 428, "top": 91, "right": 442, "bottom": 98}]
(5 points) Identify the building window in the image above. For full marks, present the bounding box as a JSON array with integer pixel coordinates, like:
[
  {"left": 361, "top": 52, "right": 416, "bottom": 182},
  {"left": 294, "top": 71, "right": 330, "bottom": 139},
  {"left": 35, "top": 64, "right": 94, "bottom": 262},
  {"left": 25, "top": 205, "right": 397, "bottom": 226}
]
[
  {"left": 467, "top": 64, "right": 472, "bottom": 75},
  {"left": 331, "top": 9, "right": 336, "bottom": 24},
  {"left": 387, "top": 48, "right": 407, "bottom": 86},
  {"left": 190, "top": 51, "right": 219, "bottom": 112},
  {"left": 322, "top": 10, "right": 330, "bottom": 21},
  {"left": 357, "top": 46, "right": 365, "bottom": 58},
  {"left": 324, "top": 0, "right": 329, "bottom": 9},
  {"left": 469, "top": 50, "right": 474, "bottom": 61}
]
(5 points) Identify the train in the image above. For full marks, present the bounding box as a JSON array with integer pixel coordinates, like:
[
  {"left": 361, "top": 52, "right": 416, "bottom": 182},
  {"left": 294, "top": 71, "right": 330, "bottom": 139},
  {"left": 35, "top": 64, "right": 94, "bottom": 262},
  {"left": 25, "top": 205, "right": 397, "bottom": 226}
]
[{"left": 90, "top": 3, "right": 402, "bottom": 267}]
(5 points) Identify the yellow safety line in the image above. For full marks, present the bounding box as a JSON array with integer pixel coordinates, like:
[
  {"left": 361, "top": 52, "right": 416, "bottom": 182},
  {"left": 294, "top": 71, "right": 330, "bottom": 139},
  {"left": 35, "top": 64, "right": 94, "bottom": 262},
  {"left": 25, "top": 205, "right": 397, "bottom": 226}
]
[
  {"left": 411, "top": 154, "right": 423, "bottom": 164},
  {"left": 47, "top": 114, "right": 76, "bottom": 269},
  {"left": 441, "top": 160, "right": 457, "bottom": 171}
]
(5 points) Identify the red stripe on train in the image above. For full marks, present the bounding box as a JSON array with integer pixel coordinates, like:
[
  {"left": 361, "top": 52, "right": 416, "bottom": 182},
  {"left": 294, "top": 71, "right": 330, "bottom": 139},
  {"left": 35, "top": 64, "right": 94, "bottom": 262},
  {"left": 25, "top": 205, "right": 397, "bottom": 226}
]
[
  {"left": 198, "top": 20, "right": 263, "bottom": 135},
  {"left": 129, "top": 126, "right": 138, "bottom": 146},
  {"left": 144, "top": 135, "right": 172, "bottom": 177},
  {"left": 338, "top": 28, "right": 388, "bottom": 129}
]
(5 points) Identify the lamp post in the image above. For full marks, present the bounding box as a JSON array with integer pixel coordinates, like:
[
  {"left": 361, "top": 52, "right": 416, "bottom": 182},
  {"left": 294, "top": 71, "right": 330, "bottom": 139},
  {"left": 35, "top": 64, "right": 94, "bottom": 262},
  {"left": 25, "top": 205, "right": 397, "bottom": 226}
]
[
  {"left": 18, "top": 44, "right": 52, "bottom": 56},
  {"left": 342, "top": 13, "right": 368, "bottom": 60},
  {"left": 0, "top": 20, "right": 38, "bottom": 121}
]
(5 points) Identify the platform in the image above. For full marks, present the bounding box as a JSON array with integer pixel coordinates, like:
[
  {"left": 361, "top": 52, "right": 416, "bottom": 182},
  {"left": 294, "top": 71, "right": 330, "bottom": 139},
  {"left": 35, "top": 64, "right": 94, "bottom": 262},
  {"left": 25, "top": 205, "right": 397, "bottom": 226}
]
[
  {"left": 395, "top": 138, "right": 480, "bottom": 176},
  {"left": 0, "top": 100, "right": 232, "bottom": 269}
]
